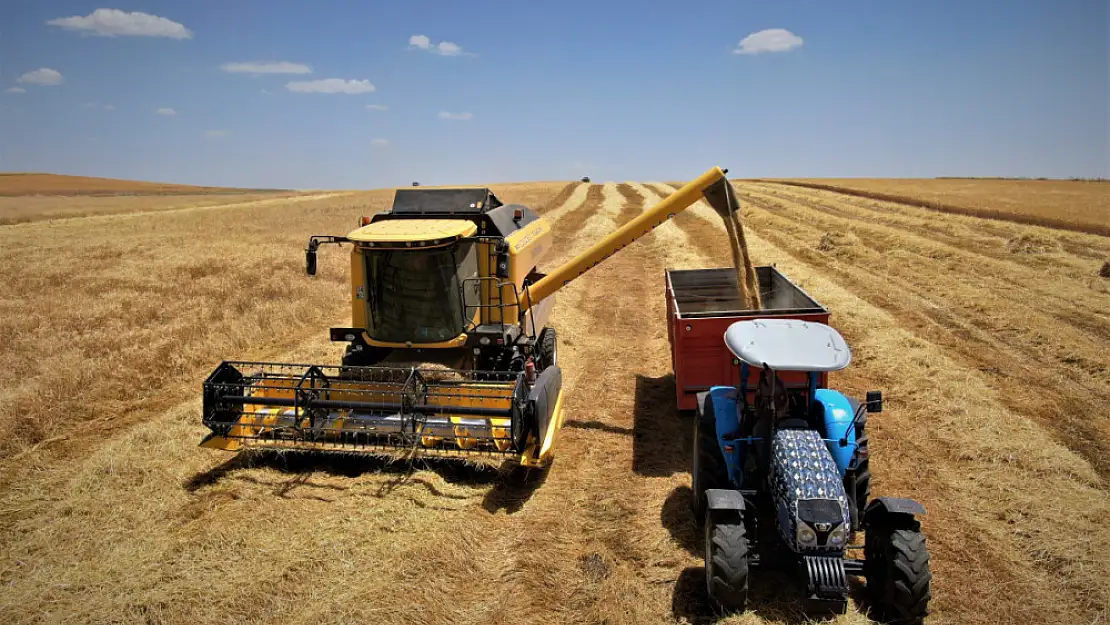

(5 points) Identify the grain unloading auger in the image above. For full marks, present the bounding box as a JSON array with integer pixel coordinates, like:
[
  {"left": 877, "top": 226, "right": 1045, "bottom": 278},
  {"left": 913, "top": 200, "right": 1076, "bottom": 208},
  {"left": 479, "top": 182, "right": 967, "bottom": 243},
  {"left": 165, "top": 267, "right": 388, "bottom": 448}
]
[{"left": 201, "top": 167, "right": 745, "bottom": 469}]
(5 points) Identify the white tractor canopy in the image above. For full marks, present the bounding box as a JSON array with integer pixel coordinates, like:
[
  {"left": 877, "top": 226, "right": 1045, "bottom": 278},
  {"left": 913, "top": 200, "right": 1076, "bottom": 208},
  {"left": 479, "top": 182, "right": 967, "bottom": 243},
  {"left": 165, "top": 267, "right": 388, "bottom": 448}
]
[{"left": 724, "top": 319, "right": 851, "bottom": 372}]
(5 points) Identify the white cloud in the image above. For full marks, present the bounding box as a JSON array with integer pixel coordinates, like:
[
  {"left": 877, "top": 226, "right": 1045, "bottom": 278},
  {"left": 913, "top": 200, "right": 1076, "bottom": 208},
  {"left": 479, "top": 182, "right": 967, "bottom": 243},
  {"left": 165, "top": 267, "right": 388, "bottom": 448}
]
[
  {"left": 438, "top": 111, "right": 473, "bottom": 121},
  {"left": 47, "top": 9, "right": 192, "bottom": 39},
  {"left": 204, "top": 130, "right": 227, "bottom": 138},
  {"left": 261, "top": 89, "right": 273, "bottom": 95},
  {"left": 371, "top": 138, "right": 389, "bottom": 147},
  {"left": 365, "top": 104, "right": 388, "bottom": 111},
  {"left": 156, "top": 107, "right": 177, "bottom": 116},
  {"left": 437, "top": 42, "right": 463, "bottom": 56},
  {"left": 17, "top": 68, "right": 63, "bottom": 86},
  {"left": 6, "top": 87, "right": 26, "bottom": 94},
  {"left": 286, "top": 78, "right": 375, "bottom": 94},
  {"left": 409, "top": 34, "right": 470, "bottom": 56},
  {"left": 733, "top": 29, "right": 804, "bottom": 55},
  {"left": 221, "top": 61, "right": 311, "bottom": 75}
]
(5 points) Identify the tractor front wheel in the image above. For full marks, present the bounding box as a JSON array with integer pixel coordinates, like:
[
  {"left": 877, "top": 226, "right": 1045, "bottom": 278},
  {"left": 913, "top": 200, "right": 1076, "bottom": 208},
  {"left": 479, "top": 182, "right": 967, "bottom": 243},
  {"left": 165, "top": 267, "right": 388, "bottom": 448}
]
[
  {"left": 864, "top": 519, "right": 932, "bottom": 624},
  {"left": 851, "top": 430, "right": 871, "bottom": 530},
  {"left": 704, "top": 509, "right": 750, "bottom": 615},
  {"left": 692, "top": 397, "right": 729, "bottom": 520}
]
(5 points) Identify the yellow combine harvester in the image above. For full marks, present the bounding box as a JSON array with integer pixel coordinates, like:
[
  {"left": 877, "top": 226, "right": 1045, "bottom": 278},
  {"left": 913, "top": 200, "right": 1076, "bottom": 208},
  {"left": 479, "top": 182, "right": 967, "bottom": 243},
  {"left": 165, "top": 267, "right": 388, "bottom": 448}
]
[{"left": 200, "top": 167, "right": 742, "bottom": 469}]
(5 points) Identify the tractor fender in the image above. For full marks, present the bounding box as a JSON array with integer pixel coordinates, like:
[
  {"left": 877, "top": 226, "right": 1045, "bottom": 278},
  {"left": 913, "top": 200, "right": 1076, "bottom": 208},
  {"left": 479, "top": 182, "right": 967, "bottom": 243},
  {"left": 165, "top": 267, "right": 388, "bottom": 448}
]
[
  {"left": 864, "top": 496, "right": 926, "bottom": 527},
  {"left": 705, "top": 488, "right": 745, "bottom": 512},
  {"left": 813, "top": 389, "right": 856, "bottom": 477},
  {"left": 702, "top": 386, "right": 743, "bottom": 484}
]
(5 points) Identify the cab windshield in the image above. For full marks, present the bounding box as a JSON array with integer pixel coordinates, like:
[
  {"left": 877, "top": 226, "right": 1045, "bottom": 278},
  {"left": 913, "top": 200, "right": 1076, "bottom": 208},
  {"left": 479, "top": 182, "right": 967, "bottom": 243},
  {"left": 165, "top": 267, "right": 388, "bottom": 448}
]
[{"left": 364, "top": 241, "right": 479, "bottom": 343}]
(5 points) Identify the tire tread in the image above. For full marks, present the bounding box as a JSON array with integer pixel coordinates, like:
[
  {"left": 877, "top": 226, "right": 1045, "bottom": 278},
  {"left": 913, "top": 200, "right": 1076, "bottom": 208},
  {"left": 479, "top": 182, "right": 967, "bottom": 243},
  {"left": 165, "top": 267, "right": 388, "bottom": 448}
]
[{"left": 707, "top": 520, "right": 749, "bottom": 613}]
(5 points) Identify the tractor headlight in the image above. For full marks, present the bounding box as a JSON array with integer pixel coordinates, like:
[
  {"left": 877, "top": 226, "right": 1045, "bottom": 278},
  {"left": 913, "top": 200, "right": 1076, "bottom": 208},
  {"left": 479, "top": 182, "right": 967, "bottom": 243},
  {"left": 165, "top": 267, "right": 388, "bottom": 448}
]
[
  {"left": 796, "top": 523, "right": 817, "bottom": 546},
  {"left": 827, "top": 524, "right": 848, "bottom": 547}
]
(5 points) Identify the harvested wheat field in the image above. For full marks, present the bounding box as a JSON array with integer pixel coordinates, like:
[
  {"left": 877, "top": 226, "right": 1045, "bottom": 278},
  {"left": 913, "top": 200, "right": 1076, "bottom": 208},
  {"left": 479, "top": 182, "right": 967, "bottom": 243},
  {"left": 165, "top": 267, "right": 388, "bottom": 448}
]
[
  {"left": 0, "top": 172, "right": 287, "bottom": 196},
  {"left": 0, "top": 173, "right": 313, "bottom": 225},
  {"left": 752, "top": 178, "right": 1109, "bottom": 236},
  {"left": 2, "top": 177, "right": 1109, "bottom": 625}
]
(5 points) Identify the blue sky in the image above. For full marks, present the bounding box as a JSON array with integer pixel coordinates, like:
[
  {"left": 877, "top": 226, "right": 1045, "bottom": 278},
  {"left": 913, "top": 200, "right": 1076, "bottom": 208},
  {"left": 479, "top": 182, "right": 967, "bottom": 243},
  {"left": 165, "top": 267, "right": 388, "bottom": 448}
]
[{"left": 1, "top": 1, "right": 1107, "bottom": 188}]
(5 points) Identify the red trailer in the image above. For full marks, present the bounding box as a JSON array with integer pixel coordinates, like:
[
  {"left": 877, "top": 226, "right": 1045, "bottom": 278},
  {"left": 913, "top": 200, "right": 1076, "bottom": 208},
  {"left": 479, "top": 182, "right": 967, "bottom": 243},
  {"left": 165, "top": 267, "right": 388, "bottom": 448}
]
[{"left": 665, "top": 266, "right": 832, "bottom": 412}]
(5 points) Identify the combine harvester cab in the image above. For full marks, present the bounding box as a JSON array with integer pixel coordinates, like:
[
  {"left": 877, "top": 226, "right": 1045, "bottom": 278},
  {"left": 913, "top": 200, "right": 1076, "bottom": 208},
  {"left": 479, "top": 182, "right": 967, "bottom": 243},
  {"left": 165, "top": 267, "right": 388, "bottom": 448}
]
[{"left": 200, "top": 167, "right": 748, "bottom": 471}]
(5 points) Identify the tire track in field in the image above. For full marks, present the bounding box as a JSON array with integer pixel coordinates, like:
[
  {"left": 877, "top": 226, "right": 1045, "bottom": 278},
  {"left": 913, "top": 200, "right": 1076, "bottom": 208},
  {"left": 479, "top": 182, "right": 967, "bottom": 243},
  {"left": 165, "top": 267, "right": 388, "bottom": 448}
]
[{"left": 653, "top": 182, "right": 1110, "bottom": 624}]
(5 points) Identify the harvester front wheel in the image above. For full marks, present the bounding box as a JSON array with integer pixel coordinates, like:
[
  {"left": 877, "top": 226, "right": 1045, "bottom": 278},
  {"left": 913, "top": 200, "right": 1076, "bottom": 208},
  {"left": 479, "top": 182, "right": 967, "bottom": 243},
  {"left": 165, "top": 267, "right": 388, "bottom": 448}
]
[
  {"left": 704, "top": 509, "right": 750, "bottom": 615},
  {"left": 342, "top": 341, "right": 391, "bottom": 368},
  {"left": 537, "top": 327, "right": 558, "bottom": 370},
  {"left": 692, "top": 397, "right": 729, "bottom": 521},
  {"left": 864, "top": 520, "right": 932, "bottom": 624}
]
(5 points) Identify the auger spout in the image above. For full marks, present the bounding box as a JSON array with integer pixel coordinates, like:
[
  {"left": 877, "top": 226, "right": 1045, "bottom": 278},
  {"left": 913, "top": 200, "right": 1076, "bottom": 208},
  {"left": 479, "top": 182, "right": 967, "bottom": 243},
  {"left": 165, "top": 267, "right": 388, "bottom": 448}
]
[{"left": 520, "top": 166, "right": 741, "bottom": 312}]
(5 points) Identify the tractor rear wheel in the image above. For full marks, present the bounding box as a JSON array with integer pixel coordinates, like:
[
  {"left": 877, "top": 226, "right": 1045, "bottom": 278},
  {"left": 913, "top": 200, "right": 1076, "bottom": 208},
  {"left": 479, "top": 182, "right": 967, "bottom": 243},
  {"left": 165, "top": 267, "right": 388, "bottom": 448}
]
[
  {"left": 692, "top": 397, "right": 729, "bottom": 521},
  {"left": 864, "top": 520, "right": 932, "bottom": 624},
  {"left": 704, "top": 509, "right": 750, "bottom": 615}
]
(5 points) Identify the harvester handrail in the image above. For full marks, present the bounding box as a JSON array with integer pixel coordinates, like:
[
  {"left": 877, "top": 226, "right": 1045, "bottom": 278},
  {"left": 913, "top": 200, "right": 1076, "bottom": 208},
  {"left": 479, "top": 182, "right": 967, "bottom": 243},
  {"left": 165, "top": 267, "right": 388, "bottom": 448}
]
[{"left": 519, "top": 166, "right": 731, "bottom": 312}]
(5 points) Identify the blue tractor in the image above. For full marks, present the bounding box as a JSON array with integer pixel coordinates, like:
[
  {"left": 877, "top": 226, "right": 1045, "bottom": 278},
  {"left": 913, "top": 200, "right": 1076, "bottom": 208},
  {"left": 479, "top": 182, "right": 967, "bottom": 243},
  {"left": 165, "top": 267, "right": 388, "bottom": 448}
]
[{"left": 691, "top": 319, "right": 932, "bottom": 621}]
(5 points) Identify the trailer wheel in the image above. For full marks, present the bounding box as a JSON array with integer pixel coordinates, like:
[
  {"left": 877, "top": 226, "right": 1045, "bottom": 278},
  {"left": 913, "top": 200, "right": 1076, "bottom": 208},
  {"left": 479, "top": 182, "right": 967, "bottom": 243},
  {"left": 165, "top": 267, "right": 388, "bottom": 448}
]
[
  {"left": 864, "top": 520, "right": 932, "bottom": 624},
  {"left": 537, "top": 327, "right": 557, "bottom": 370},
  {"left": 692, "top": 397, "right": 729, "bottom": 520},
  {"left": 705, "top": 509, "right": 749, "bottom": 615}
]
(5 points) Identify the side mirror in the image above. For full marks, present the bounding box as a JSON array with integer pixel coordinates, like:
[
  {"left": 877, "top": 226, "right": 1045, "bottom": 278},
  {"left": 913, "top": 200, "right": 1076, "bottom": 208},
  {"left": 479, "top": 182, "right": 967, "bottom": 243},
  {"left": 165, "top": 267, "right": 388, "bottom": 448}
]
[
  {"left": 866, "top": 390, "right": 882, "bottom": 413},
  {"left": 305, "top": 248, "right": 317, "bottom": 276}
]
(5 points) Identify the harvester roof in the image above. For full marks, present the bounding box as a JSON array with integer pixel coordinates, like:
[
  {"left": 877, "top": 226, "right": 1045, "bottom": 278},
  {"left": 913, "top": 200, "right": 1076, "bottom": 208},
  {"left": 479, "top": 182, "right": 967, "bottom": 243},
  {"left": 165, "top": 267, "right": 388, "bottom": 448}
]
[{"left": 348, "top": 218, "right": 478, "bottom": 246}]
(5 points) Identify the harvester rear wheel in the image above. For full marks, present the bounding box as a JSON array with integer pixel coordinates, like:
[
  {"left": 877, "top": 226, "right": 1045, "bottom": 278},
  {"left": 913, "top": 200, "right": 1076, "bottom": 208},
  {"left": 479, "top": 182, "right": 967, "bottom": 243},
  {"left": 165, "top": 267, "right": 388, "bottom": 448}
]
[
  {"left": 864, "top": 520, "right": 932, "bottom": 624},
  {"left": 704, "top": 509, "right": 750, "bottom": 615},
  {"left": 692, "top": 397, "right": 729, "bottom": 521}
]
